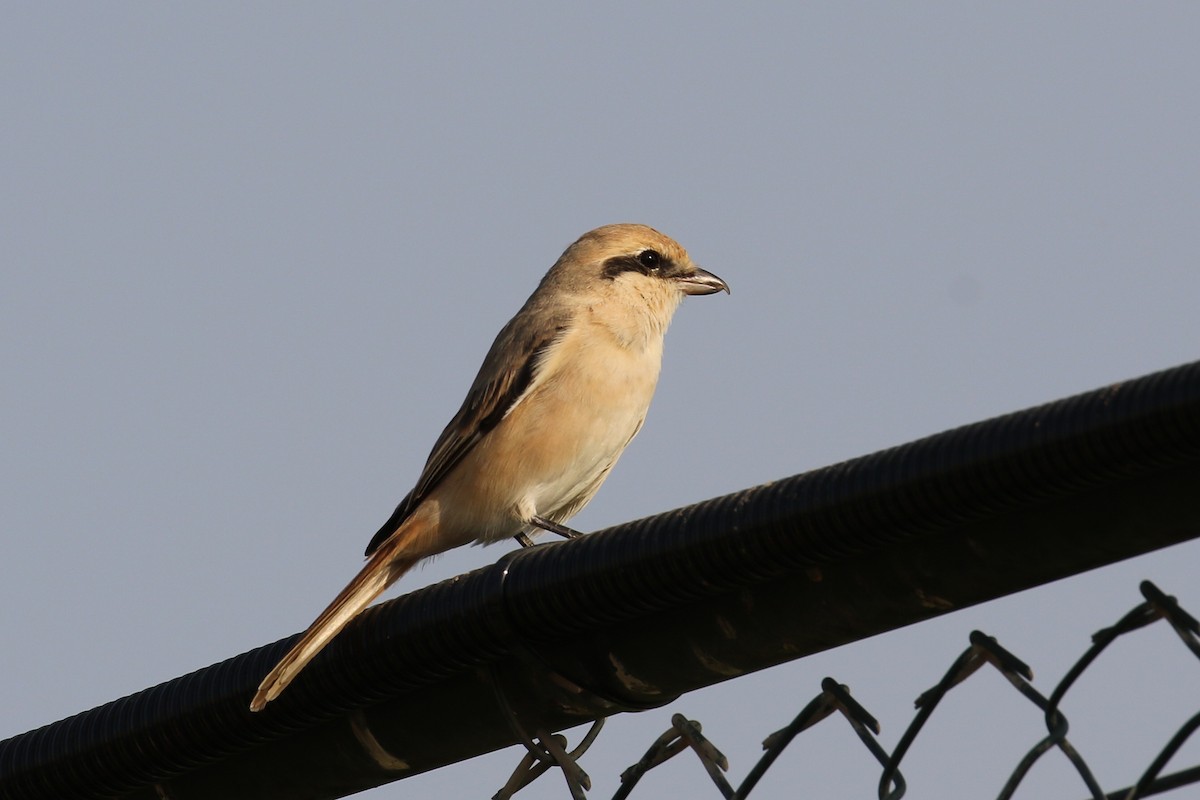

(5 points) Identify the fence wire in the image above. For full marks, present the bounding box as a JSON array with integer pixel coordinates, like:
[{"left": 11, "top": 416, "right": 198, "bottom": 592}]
[{"left": 492, "top": 580, "right": 1200, "bottom": 800}]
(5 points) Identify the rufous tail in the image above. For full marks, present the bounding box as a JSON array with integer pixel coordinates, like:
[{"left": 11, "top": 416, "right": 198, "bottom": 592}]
[{"left": 249, "top": 524, "right": 424, "bottom": 712}]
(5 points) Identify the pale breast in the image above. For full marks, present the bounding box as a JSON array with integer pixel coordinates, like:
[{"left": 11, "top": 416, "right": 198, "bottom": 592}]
[{"left": 434, "top": 318, "right": 664, "bottom": 543}]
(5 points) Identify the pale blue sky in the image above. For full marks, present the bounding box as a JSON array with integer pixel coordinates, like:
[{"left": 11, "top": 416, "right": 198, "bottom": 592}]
[{"left": 4, "top": 4, "right": 1200, "bottom": 797}]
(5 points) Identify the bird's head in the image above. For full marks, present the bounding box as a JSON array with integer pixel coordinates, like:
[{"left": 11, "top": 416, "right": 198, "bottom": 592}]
[{"left": 545, "top": 223, "right": 729, "bottom": 345}]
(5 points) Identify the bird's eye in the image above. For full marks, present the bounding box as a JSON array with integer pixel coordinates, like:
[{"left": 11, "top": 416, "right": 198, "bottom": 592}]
[{"left": 638, "top": 250, "right": 662, "bottom": 269}]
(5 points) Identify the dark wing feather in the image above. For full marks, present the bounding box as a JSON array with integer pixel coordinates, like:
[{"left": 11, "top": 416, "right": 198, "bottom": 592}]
[{"left": 364, "top": 306, "right": 570, "bottom": 556}]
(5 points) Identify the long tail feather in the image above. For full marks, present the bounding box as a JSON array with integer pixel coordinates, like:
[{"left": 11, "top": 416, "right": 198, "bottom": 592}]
[{"left": 249, "top": 528, "right": 423, "bottom": 712}]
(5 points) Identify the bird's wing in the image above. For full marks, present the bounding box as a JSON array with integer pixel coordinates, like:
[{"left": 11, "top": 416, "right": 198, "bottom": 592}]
[{"left": 364, "top": 304, "right": 571, "bottom": 556}]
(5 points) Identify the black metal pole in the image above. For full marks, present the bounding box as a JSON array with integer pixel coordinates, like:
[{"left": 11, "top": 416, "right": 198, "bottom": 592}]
[{"left": 3, "top": 360, "right": 1199, "bottom": 800}]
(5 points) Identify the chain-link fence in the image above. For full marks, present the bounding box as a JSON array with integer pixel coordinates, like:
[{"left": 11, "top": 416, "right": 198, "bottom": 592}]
[{"left": 493, "top": 580, "right": 1200, "bottom": 800}]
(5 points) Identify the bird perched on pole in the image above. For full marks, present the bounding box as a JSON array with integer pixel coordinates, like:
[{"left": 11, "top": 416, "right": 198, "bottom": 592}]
[{"left": 250, "top": 223, "right": 729, "bottom": 711}]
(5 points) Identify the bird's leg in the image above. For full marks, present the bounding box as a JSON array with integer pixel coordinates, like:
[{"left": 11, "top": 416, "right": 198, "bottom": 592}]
[
  {"left": 512, "top": 516, "right": 586, "bottom": 547},
  {"left": 530, "top": 515, "right": 585, "bottom": 540}
]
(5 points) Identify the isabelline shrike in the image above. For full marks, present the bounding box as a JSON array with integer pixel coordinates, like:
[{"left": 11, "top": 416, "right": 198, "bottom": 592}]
[{"left": 251, "top": 223, "right": 728, "bottom": 711}]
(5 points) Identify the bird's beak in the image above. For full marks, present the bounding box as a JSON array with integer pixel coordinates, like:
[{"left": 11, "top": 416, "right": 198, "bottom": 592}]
[{"left": 676, "top": 267, "right": 730, "bottom": 296}]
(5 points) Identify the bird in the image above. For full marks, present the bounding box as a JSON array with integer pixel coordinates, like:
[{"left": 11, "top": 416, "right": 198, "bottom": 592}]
[{"left": 249, "top": 223, "right": 728, "bottom": 711}]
